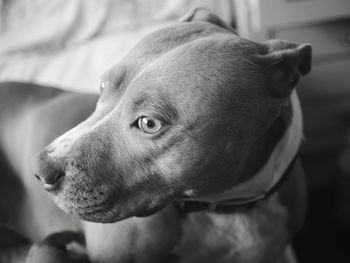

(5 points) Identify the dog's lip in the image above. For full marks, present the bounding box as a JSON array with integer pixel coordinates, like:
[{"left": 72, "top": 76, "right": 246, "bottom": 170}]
[
  {"left": 66, "top": 194, "right": 114, "bottom": 214},
  {"left": 73, "top": 193, "right": 178, "bottom": 223},
  {"left": 73, "top": 203, "right": 129, "bottom": 223},
  {"left": 74, "top": 199, "right": 109, "bottom": 211},
  {"left": 135, "top": 203, "right": 167, "bottom": 217}
]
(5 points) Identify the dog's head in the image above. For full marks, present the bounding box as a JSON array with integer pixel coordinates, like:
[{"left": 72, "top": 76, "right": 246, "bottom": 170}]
[{"left": 31, "top": 9, "right": 311, "bottom": 223}]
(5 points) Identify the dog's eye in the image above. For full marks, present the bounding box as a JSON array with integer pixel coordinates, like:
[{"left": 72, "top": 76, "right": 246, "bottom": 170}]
[
  {"left": 100, "top": 81, "right": 105, "bottom": 93},
  {"left": 138, "top": 117, "right": 162, "bottom": 134}
]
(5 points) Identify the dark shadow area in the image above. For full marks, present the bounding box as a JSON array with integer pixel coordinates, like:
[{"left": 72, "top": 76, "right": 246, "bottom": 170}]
[{"left": 294, "top": 150, "right": 350, "bottom": 263}]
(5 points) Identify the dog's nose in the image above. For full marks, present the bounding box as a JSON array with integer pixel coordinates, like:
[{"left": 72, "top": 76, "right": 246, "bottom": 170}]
[
  {"left": 36, "top": 168, "right": 65, "bottom": 190},
  {"left": 31, "top": 151, "right": 66, "bottom": 191}
]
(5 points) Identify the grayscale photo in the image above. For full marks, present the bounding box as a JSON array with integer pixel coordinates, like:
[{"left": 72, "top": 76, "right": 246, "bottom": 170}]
[{"left": 0, "top": 0, "right": 349, "bottom": 262}]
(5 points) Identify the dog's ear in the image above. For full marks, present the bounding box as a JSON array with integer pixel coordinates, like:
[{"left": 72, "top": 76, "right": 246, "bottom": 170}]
[
  {"left": 258, "top": 40, "right": 312, "bottom": 97},
  {"left": 180, "top": 8, "right": 236, "bottom": 33}
]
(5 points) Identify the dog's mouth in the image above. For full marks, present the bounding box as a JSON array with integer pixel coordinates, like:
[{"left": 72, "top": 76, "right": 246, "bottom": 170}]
[
  {"left": 45, "top": 178, "right": 120, "bottom": 222},
  {"left": 70, "top": 196, "right": 175, "bottom": 223},
  {"left": 48, "top": 178, "right": 181, "bottom": 223},
  {"left": 134, "top": 202, "right": 170, "bottom": 217},
  {"left": 51, "top": 192, "right": 128, "bottom": 223},
  {"left": 70, "top": 201, "right": 126, "bottom": 223}
]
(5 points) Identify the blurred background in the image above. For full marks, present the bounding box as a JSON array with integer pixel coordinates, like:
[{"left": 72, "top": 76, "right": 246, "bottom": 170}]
[{"left": 1, "top": 0, "right": 350, "bottom": 262}]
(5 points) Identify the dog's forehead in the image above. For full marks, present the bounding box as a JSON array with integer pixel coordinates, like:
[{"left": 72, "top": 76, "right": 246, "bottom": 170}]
[
  {"left": 124, "top": 27, "right": 261, "bottom": 98},
  {"left": 113, "top": 23, "right": 256, "bottom": 85},
  {"left": 115, "top": 22, "right": 256, "bottom": 81},
  {"left": 117, "top": 39, "right": 268, "bottom": 132},
  {"left": 101, "top": 21, "right": 265, "bottom": 116},
  {"left": 126, "top": 22, "right": 234, "bottom": 61},
  {"left": 102, "top": 22, "right": 231, "bottom": 87}
]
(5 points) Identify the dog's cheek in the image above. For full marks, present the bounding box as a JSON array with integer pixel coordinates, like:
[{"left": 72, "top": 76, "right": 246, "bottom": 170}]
[
  {"left": 155, "top": 153, "right": 184, "bottom": 182},
  {"left": 153, "top": 143, "right": 211, "bottom": 194},
  {"left": 154, "top": 138, "right": 249, "bottom": 198}
]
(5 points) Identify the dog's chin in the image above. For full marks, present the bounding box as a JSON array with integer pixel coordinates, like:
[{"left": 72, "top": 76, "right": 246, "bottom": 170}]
[
  {"left": 72, "top": 203, "right": 169, "bottom": 223},
  {"left": 54, "top": 199, "right": 128, "bottom": 223},
  {"left": 75, "top": 208, "right": 130, "bottom": 223},
  {"left": 51, "top": 192, "right": 176, "bottom": 223},
  {"left": 134, "top": 202, "right": 169, "bottom": 217}
]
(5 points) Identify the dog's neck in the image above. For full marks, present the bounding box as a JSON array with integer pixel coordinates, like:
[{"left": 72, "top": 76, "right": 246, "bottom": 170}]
[{"left": 198, "top": 91, "right": 302, "bottom": 206}]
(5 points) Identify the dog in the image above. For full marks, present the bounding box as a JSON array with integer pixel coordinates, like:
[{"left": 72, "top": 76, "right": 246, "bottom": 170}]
[{"left": 0, "top": 8, "right": 311, "bottom": 263}]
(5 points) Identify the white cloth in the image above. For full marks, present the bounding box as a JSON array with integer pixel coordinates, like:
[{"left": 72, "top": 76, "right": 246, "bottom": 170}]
[{"left": 0, "top": 0, "right": 234, "bottom": 93}]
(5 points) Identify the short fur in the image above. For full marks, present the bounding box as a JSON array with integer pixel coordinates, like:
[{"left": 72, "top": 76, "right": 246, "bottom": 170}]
[{"left": 0, "top": 9, "right": 311, "bottom": 263}]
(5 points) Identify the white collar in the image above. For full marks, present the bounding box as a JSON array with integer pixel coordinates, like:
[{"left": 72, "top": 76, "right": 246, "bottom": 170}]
[{"left": 201, "top": 91, "right": 303, "bottom": 205}]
